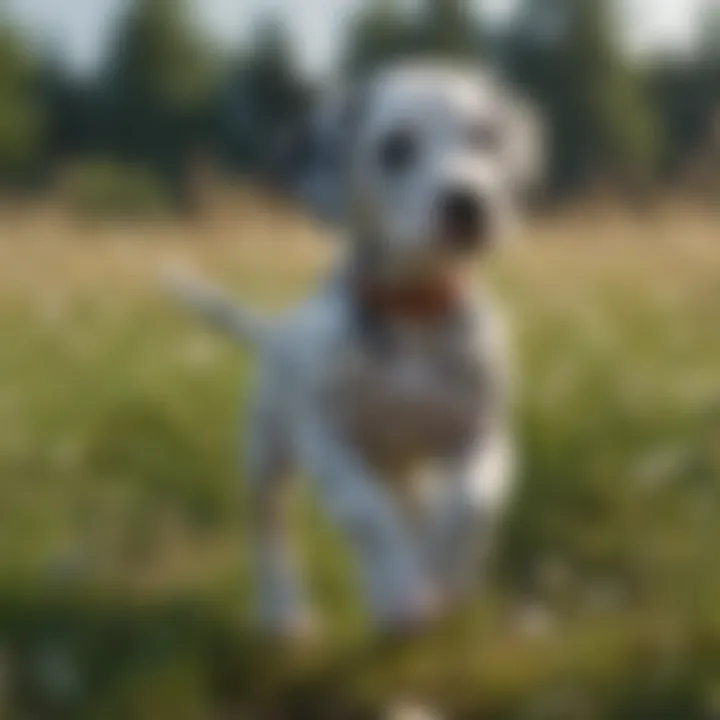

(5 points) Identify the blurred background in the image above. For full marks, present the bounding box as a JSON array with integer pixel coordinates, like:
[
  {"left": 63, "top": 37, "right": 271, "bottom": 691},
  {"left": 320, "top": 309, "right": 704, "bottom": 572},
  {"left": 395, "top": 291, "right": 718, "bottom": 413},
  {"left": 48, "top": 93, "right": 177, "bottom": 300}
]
[{"left": 0, "top": 0, "right": 718, "bottom": 717}]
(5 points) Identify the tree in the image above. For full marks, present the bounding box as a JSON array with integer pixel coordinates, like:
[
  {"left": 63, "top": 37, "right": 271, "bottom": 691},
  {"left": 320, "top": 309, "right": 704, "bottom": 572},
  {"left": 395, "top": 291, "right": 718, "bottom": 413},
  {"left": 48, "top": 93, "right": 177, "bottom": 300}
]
[
  {"left": 219, "top": 16, "right": 310, "bottom": 173},
  {"left": 698, "top": 0, "right": 720, "bottom": 69},
  {"left": 344, "top": 0, "right": 484, "bottom": 80},
  {"left": 0, "top": 21, "right": 44, "bottom": 183},
  {"left": 98, "top": 0, "right": 217, "bottom": 207},
  {"left": 35, "top": 52, "right": 95, "bottom": 173},
  {"left": 510, "top": 0, "right": 661, "bottom": 196},
  {"left": 416, "top": 0, "right": 482, "bottom": 60},
  {"left": 687, "top": 0, "right": 720, "bottom": 192},
  {"left": 697, "top": 0, "right": 720, "bottom": 147},
  {"left": 648, "top": 0, "right": 720, "bottom": 184},
  {"left": 343, "top": 0, "right": 419, "bottom": 80}
]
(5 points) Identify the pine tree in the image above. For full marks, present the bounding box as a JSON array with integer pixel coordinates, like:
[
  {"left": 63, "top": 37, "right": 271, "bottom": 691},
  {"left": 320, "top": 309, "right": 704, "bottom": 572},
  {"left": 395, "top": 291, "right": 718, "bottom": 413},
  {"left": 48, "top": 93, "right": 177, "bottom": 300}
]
[
  {"left": 244, "top": 18, "right": 309, "bottom": 135},
  {"left": 343, "top": 0, "right": 419, "bottom": 79},
  {"left": 511, "top": 0, "right": 661, "bottom": 195},
  {"left": 220, "top": 15, "right": 309, "bottom": 173},
  {"left": 344, "top": 0, "right": 484, "bottom": 80},
  {"left": 103, "top": 0, "right": 213, "bottom": 114},
  {"left": 417, "top": 0, "right": 481, "bottom": 60},
  {"left": 0, "top": 20, "right": 43, "bottom": 182},
  {"left": 694, "top": 0, "right": 720, "bottom": 191},
  {"left": 36, "top": 52, "right": 93, "bottom": 171},
  {"left": 575, "top": 0, "right": 660, "bottom": 189},
  {"left": 698, "top": 0, "right": 720, "bottom": 69},
  {"left": 99, "top": 0, "right": 216, "bottom": 204}
]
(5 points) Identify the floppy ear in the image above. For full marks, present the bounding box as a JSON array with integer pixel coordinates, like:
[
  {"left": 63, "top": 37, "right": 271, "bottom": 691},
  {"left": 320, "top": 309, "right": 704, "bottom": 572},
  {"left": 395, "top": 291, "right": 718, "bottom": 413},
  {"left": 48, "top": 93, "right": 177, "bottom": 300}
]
[
  {"left": 268, "top": 86, "right": 367, "bottom": 226},
  {"left": 504, "top": 93, "right": 546, "bottom": 197}
]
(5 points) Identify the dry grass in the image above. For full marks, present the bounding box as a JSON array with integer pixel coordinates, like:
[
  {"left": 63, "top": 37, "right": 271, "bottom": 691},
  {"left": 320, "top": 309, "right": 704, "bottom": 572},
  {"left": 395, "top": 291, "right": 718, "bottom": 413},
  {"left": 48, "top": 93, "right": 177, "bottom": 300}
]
[
  {"left": 0, "top": 194, "right": 330, "bottom": 302},
  {"left": 0, "top": 195, "right": 716, "bottom": 294}
]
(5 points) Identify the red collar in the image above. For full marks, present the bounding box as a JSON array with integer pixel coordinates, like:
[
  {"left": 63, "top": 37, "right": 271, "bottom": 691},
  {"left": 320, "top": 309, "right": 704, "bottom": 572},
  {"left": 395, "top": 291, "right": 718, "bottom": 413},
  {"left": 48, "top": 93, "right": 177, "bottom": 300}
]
[{"left": 353, "top": 275, "right": 463, "bottom": 323}]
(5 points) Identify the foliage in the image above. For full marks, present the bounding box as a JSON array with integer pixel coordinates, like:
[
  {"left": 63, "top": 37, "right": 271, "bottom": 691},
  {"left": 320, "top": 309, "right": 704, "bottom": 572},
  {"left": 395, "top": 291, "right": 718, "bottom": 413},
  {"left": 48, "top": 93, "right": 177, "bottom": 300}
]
[
  {"left": 510, "top": 0, "right": 662, "bottom": 194},
  {"left": 415, "top": 0, "right": 482, "bottom": 59},
  {"left": 650, "top": 0, "right": 720, "bottom": 182},
  {"left": 219, "top": 16, "right": 311, "bottom": 173},
  {"left": 0, "top": 0, "right": 716, "bottom": 206},
  {"left": 343, "top": 0, "right": 421, "bottom": 80},
  {"left": 698, "top": 0, "right": 720, "bottom": 68},
  {"left": 344, "top": 0, "right": 483, "bottom": 80},
  {"left": 97, "top": 0, "right": 218, "bottom": 208},
  {"left": 0, "top": 22, "right": 44, "bottom": 181},
  {"left": 102, "top": 0, "right": 214, "bottom": 114}
]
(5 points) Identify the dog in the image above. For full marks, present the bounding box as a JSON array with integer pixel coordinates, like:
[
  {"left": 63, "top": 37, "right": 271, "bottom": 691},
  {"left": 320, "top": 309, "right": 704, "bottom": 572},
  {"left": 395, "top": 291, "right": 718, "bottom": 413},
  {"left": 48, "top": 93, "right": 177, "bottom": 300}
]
[{"left": 166, "top": 62, "right": 543, "bottom": 638}]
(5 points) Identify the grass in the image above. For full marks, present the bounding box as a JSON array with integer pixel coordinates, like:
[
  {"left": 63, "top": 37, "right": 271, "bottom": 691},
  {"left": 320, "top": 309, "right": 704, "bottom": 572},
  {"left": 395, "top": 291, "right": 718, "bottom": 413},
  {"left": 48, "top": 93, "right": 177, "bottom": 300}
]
[{"left": 0, "top": 197, "right": 718, "bottom": 718}]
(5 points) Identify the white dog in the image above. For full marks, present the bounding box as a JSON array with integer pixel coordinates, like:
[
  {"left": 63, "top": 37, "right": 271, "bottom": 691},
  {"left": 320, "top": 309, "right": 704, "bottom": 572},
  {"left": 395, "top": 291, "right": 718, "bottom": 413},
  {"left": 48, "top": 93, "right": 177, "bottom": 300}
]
[{"left": 167, "top": 63, "right": 543, "bottom": 638}]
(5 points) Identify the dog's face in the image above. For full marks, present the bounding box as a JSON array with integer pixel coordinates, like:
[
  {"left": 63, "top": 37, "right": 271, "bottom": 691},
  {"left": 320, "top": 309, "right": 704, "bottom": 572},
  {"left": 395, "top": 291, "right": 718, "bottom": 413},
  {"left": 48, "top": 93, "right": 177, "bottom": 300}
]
[{"left": 278, "top": 63, "right": 544, "bottom": 277}]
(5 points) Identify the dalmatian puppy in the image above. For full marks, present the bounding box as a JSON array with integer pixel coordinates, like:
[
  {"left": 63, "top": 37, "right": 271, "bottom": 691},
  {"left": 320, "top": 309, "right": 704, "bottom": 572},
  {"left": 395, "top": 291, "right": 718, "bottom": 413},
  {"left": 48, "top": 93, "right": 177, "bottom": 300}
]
[{"left": 166, "top": 62, "right": 543, "bottom": 638}]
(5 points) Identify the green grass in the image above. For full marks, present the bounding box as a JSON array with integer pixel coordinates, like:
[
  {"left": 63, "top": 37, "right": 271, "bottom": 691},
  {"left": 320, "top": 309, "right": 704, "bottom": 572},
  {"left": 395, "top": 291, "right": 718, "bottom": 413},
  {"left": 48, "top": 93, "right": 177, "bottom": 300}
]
[{"left": 0, "top": 204, "right": 718, "bottom": 718}]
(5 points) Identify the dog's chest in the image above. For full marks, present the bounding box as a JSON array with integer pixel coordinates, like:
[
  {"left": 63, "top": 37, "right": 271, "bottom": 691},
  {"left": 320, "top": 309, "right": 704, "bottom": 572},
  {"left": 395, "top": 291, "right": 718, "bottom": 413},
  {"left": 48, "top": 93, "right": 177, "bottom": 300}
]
[{"left": 327, "top": 326, "right": 489, "bottom": 465}]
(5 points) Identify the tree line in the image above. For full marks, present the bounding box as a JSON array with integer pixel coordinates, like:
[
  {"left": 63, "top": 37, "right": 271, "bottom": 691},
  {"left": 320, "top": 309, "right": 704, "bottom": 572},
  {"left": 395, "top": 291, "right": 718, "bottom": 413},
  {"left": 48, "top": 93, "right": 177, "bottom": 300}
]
[{"left": 0, "top": 0, "right": 718, "bottom": 213}]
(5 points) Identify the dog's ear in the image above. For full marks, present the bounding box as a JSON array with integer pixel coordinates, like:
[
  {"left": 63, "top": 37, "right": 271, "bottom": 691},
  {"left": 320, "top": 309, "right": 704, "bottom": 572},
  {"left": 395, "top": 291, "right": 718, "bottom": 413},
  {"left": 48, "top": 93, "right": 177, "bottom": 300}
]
[
  {"left": 504, "top": 93, "right": 546, "bottom": 198},
  {"left": 268, "top": 85, "right": 368, "bottom": 225}
]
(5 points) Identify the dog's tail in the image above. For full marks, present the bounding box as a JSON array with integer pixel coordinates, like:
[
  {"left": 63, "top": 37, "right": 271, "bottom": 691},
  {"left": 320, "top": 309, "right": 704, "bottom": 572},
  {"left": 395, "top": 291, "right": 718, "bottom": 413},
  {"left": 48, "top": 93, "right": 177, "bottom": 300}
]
[{"left": 163, "top": 268, "right": 269, "bottom": 349}]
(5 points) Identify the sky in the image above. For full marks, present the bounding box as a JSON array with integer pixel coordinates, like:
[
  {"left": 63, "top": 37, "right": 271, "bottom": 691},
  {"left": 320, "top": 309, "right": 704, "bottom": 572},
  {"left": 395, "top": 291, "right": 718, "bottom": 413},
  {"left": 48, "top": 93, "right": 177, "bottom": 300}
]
[{"left": 4, "top": 0, "right": 709, "bottom": 76}]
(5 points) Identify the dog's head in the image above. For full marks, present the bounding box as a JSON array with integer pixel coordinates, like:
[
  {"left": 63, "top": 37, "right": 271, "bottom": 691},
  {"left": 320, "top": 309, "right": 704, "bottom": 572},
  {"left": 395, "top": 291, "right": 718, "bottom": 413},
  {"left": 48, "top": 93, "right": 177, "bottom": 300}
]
[{"left": 275, "top": 62, "right": 544, "bottom": 278}]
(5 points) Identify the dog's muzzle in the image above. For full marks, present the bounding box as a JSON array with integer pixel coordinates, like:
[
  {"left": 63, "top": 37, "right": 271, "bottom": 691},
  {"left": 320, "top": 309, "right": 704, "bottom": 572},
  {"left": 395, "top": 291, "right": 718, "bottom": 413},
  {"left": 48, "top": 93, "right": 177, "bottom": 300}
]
[{"left": 439, "top": 189, "right": 490, "bottom": 252}]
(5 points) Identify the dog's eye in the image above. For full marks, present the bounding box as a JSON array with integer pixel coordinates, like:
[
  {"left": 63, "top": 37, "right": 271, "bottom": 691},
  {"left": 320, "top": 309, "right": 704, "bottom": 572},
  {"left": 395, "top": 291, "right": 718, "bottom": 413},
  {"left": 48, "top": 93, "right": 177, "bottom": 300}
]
[
  {"left": 468, "top": 123, "right": 501, "bottom": 154},
  {"left": 378, "top": 130, "right": 418, "bottom": 174}
]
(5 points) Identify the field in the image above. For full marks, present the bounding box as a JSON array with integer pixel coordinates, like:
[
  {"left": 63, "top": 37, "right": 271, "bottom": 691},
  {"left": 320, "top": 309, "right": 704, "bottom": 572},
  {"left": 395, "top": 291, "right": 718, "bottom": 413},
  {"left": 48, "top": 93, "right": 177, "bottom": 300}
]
[{"left": 0, "top": 197, "right": 719, "bottom": 719}]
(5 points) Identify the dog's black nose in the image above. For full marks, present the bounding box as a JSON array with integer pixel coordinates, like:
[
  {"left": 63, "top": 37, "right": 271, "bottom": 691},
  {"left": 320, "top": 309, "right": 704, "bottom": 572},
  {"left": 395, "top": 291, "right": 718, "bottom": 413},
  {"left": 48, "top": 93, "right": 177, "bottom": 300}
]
[{"left": 440, "top": 189, "right": 488, "bottom": 250}]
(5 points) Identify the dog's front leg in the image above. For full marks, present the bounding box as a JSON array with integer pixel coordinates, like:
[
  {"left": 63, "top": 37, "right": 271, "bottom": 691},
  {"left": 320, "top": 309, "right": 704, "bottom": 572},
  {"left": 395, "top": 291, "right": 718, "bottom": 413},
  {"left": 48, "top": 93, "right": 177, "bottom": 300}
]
[
  {"left": 423, "top": 433, "right": 514, "bottom": 610},
  {"left": 300, "top": 418, "right": 436, "bottom": 632}
]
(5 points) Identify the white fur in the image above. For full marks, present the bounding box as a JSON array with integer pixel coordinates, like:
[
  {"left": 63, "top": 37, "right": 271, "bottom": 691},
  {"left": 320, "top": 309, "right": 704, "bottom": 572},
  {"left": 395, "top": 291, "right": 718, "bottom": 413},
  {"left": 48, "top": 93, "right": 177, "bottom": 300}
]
[{"left": 165, "top": 63, "right": 542, "bottom": 636}]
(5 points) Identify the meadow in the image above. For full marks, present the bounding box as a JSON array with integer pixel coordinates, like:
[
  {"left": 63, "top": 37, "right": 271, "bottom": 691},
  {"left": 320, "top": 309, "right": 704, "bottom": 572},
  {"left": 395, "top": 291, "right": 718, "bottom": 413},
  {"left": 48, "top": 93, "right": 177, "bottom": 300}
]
[{"left": 0, "top": 196, "right": 718, "bottom": 719}]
